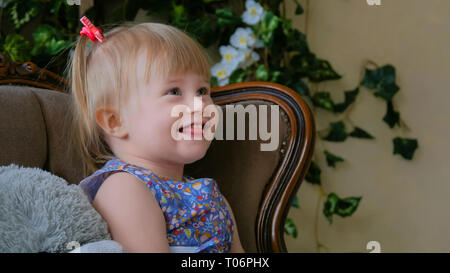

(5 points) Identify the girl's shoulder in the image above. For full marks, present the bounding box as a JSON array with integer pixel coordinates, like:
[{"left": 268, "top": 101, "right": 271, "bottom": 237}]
[{"left": 78, "top": 157, "right": 138, "bottom": 203}]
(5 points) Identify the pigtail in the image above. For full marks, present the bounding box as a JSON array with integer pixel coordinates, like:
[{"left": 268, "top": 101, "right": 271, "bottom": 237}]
[{"left": 68, "top": 35, "right": 99, "bottom": 177}]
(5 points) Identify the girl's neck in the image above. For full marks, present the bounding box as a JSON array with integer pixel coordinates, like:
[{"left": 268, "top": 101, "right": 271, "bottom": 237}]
[{"left": 116, "top": 153, "right": 185, "bottom": 182}]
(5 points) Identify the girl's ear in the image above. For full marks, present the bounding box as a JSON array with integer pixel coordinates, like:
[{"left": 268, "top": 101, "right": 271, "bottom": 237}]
[{"left": 95, "top": 107, "right": 129, "bottom": 139}]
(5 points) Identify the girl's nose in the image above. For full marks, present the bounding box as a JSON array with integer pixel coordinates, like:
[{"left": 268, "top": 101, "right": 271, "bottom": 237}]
[
  {"left": 188, "top": 96, "right": 203, "bottom": 122},
  {"left": 188, "top": 96, "right": 205, "bottom": 114}
]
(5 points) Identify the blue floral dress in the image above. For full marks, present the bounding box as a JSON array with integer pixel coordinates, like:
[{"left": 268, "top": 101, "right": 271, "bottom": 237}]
[{"left": 78, "top": 157, "right": 234, "bottom": 253}]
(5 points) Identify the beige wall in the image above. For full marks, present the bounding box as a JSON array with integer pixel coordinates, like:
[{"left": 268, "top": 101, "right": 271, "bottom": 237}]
[{"left": 284, "top": 0, "right": 450, "bottom": 252}]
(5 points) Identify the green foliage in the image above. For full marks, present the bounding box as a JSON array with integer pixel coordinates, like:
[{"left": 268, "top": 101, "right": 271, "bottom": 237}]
[
  {"left": 256, "top": 65, "right": 269, "bottom": 81},
  {"left": 284, "top": 218, "right": 298, "bottom": 238},
  {"left": 322, "top": 121, "right": 348, "bottom": 142},
  {"left": 305, "top": 160, "right": 321, "bottom": 185},
  {"left": 292, "top": 0, "right": 304, "bottom": 15},
  {"left": 311, "top": 88, "right": 360, "bottom": 114},
  {"left": 393, "top": 137, "right": 418, "bottom": 160},
  {"left": 292, "top": 195, "right": 300, "bottom": 208},
  {"left": 2, "top": 34, "right": 31, "bottom": 62},
  {"left": 284, "top": 26, "right": 309, "bottom": 54},
  {"left": 324, "top": 150, "right": 344, "bottom": 168},
  {"left": 31, "top": 25, "right": 71, "bottom": 56},
  {"left": 1, "top": 0, "right": 79, "bottom": 71},
  {"left": 349, "top": 127, "right": 374, "bottom": 139},
  {"left": 257, "top": 11, "right": 281, "bottom": 48},
  {"left": 312, "top": 91, "right": 335, "bottom": 112},
  {"left": 215, "top": 8, "right": 242, "bottom": 28},
  {"left": 7, "top": 0, "right": 41, "bottom": 29},
  {"left": 290, "top": 53, "right": 341, "bottom": 82},
  {"left": 383, "top": 100, "right": 400, "bottom": 128},
  {"left": 334, "top": 87, "right": 359, "bottom": 113},
  {"left": 361, "top": 64, "right": 400, "bottom": 101},
  {"left": 229, "top": 68, "right": 248, "bottom": 84},
  {"left": 323, "top": 193, "right": 362, "bottom": 225}
]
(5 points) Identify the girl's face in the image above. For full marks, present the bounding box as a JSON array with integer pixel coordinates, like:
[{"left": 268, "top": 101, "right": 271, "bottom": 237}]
[{"left": 122, "top": 68, "right": 216, "bottom": 166}]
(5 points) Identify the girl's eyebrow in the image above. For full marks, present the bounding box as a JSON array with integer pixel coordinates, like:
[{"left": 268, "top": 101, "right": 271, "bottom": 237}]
[
  {"left": 168, "top": 78, "right": 182, "bottom": 83},
  {"left": 167, "top": 77, "right": 210, "bottom": 84},
  {"left": 166, "top": 82, "right": 210, "bottom": 87}
]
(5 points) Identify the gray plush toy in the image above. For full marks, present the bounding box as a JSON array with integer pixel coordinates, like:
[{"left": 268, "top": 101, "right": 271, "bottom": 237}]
[{"left": 0, "top": 164, "right": 123, "bottom": 253}]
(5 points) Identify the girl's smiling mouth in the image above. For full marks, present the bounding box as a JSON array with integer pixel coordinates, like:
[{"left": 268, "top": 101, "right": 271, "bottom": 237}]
[{"left": 178, "top": 121, "right": 207, "bottom": 138}]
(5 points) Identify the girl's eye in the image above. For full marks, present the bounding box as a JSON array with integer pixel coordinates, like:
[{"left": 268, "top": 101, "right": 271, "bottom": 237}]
[
  {"left": 197, "top": 87, "right": 209, "bottom": 96},
  {"left": 167, "top": 88, "right": 181, "bottom": 95}
]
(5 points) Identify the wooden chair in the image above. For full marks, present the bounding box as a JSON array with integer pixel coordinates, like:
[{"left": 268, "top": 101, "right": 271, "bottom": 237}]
[{"left": 0, "top": 52, "right": 315, "bottom": 253}]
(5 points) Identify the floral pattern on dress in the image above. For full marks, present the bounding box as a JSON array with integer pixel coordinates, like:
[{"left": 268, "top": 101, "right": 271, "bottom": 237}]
[{"left": 78, "top": 157, "right": 234, "bottom": 253}]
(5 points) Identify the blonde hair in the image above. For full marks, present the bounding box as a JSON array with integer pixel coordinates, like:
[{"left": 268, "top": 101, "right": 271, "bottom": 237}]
[{"left": 66, "top": 22, "right": 212, "bottom": 177}]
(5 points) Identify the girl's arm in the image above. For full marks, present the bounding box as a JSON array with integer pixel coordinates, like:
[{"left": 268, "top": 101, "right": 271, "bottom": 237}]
[
  {"left": 223, "top": 196, "right": 246, "bottom": 253},
  {"left": 93, "top": 171, "right": 170, "bottom": 253}
]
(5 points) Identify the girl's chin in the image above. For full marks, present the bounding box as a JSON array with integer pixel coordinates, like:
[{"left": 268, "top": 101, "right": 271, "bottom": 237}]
[{"left": 179, "top": 148, "right": 209, "bottom": 164}]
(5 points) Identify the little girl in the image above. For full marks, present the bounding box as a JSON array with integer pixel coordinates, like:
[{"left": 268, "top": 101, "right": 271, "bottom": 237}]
[{"left": 68, "top": 17, "right": 244, "bottom": 253}]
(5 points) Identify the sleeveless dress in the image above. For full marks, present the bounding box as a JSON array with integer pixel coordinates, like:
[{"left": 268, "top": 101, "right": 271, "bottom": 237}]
[{"left": 78, "top": 157, "right": 234, "bottom": 253}]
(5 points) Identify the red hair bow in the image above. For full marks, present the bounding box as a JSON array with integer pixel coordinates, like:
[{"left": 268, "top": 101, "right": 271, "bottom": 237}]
[{"left": 80, "top": 16, "right": 104, "bottom": 43}]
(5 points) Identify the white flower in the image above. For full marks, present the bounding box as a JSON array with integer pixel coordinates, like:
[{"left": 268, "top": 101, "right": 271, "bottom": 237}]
[
  {"left": 230, "top": 27, "right": 256, "bottom": 49},
  {"left": 218, "top": 78, "right": 229, "bottom": 87},
  {"left": 245, "top": 27, "right": 265, "bottom": 49},
  {"left": 242, "top": 0, "right": 265, "bottom": 25},
  {"left": 253, "top": 38, "right": 265, "bottom": 48},
  {"left": 219, "top": 45, "right": 245, "bottom": 68},
  {"left": 211, "top": 62, "right": 234, "bottom": 86},
  {"left": 251, "top": 51, "right": 260, "bottom": 62},
  {"left": 239, "top": 48, "right": 260, "bottom": 69}
]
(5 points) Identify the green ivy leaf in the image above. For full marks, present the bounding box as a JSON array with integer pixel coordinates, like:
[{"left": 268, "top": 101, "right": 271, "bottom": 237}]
[
  {"left": 335, "top": 196, "right": 361, "bottom": 217},
  {"left": 229, "top": 68, "right": 247, "bottom": 84},
  {"left": 290, "top": 53, "right": 341, "bottom": 82},
  {"left": 361, "top": 64, "right": 400, "bottom": 101},
  {"left": 279, "top": 70, "right": 310, "bottom": 97},
  {"left": 171, "top": 2, "right": 189, "bottom": 26},
  {"left": 322, "top": 121, "right": 348, "bottom": 142},
  {"left": 2, "top": 34, "right": 31, "bottom": 62},
  {"left": 312, "top": 91, "right": 335, "bottom": 112},
  {"left": 187, "top": 17, "right": 217, "bottom": 47},
  {"left": 292, "top": 0, "right": 304, "bottom": 15},
  {"left": 281, "top": 17, "right": 310, "bottom": 54},
  {"left": 376, "top": 82, "right": 400, "bottom": 102},
  {"left": 270, "top": 70, "right": 282, "bottom": 83},
  {"left": 324, "top": 150, "right": 345, "bottom": 168},
  {"left": 291, "top": 78, "right": 310, "bottom": 97},
  {"left": 54, "top": 0, "right": 79, "bottom": 33},
  {"left": 31, "top": 25, "right": 70, "bottom": 56},
  {"left": 323, "top": 193, "right": 339, "bottom": 224},
  {"left": 305, "top": 161, "right": 321, "bottom": 185},
  {"left": 383, "top": 100, "right": 400, "bottom": 128},
  {"left": 50, "top": 0, "right": 63, "bottom": 15},
  {"left": 393, "top": 137, "right": 418, "bottom": 160},
  {"left": 215, "top": 8, "right": 242, "bottom": 28},
  {"left": 7, "top": 0, "right": 41, "bottom": 30},
  {"left": 292, "top": 195, "right": 300, "bottom": 208},
  {"left": 349, "top": 126, "right": 375, "bottom": 139},
  {"left": 284, "top": 218, "right": 298, "bottom": 238},
  {"left": 257, "top": 10, "right": 281, "bottom": 48},
  {"left": 334, "top": 87, "right": 359, "bottom": 113},
  {"left": 323, "top": 193, "right": 362, "bottom": 225},
  {"left": 256, "top": 65, "right": 269, "bottom": 81}
]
